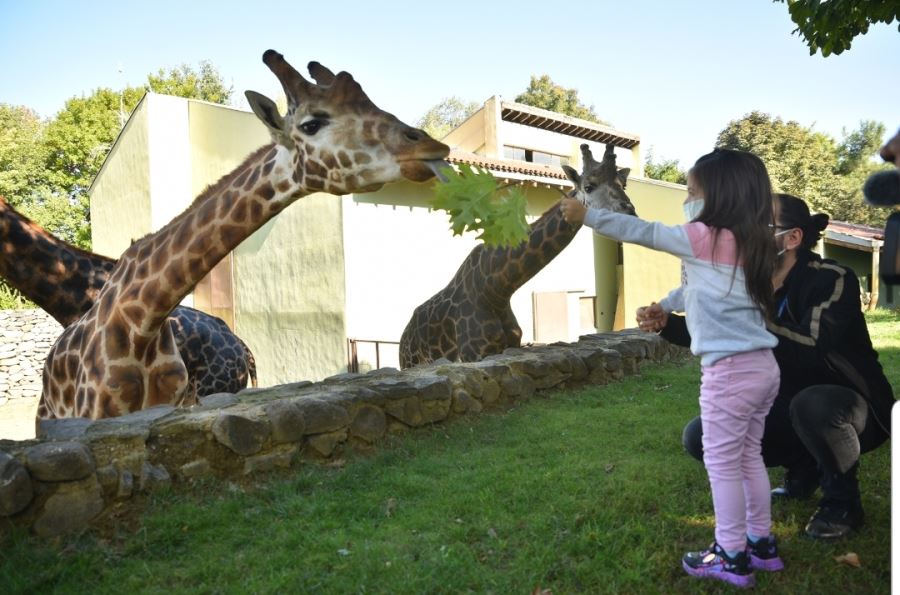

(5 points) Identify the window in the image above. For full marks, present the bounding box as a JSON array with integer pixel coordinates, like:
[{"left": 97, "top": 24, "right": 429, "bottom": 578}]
[{"left": 503, "top": 146, "right": 569, "bottom": 167}]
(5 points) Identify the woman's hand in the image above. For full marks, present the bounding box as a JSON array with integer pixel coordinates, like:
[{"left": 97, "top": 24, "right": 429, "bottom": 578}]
[
  {"left": 636, "top": 302, "right": 668, "bottom": 333},
  {"left": 560, "top": 198, "right": 587, "bottom": 225}
]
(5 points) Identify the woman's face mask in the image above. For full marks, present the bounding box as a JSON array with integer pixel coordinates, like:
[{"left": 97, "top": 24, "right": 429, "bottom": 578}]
[
  {"left": 683, "top": 198, "right": 704, "bottom": 221},
  {"left": 774, "top": 228, "right": 794, "bottom": 256}
]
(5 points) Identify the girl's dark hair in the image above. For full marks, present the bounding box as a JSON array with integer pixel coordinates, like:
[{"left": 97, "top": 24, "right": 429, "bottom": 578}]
[
  {"left": 689, "top": 148, "right": 776, "bottom": 319},
  {"left": 775, "top": 193, "right": 829, "bottom": 251}
]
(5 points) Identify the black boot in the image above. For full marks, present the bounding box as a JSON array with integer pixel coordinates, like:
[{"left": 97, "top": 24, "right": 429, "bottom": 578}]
[
  {"left": 771, "top": 465, "right": 819, "bottom": 500},
  {"left": 805, "top": 463, "right": 864, "bottom": 539}
]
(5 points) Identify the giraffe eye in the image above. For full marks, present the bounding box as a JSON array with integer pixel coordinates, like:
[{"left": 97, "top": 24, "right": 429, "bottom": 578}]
[
  {"left": 299, "top": 119, "right": 325, "bottom": 135},
  {"left": 583, "top": 184, "right": 596, "bottom": 194}
]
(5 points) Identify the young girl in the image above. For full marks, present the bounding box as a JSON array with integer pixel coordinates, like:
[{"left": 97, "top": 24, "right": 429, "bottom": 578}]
[{"left": 561, "top": 148, "right": 780, "bottom": 589}]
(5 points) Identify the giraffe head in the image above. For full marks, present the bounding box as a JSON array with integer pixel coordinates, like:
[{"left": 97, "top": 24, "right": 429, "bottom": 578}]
[
  {"left": 245, "top": 50, "right": 449, "bottom": 195},
  {"left": 562, "top": 144, "right": 636, "bottom": 215}
]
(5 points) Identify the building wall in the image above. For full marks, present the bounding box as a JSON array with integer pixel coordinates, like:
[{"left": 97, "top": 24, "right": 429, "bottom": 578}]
[
  {"left": 619, "top": 178, "right": 686, "bottom": 325},
  {"left": 234, "top": 196, "right": 347, "bottom": 385},
  {"left": 185, "top": 101, "right": 347, "bottom": 386},
  {"left": 90, "top": 96, "right": 153, "bottom": 258}
]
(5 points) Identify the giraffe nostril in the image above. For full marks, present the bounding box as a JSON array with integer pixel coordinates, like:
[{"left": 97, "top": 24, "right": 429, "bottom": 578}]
[{"left": 404, "top": 129, "right": 423, "bottom": 142}]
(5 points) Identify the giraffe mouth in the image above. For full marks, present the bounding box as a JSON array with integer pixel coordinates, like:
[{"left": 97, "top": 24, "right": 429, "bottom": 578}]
[{"left": 400, "top": 159, "right": 448, "bottom": 183}]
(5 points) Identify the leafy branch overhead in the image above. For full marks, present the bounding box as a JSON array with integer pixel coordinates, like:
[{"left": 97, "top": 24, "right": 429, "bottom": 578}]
[
  {"left": 431, "top": 164, "right": 530, "bottom": 248},
  {"left": 774, "top": 0, "right": 899, "bottom": 56}
]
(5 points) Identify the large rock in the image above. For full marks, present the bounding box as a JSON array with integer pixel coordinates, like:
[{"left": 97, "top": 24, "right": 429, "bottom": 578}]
[
  {"left": 32, "top": 475, "right": 104, "bottom": 537},
  {"left": 211, "top": 413, "right": 271, "bottom": 456},
  {"left": 0, "top": 451, "right": 33, "bottom": 516},
  {"left": 349, "top": 404, "right": 387, "bottom": 442},
  {"left": 24, "top": 441, "right": 95, "bottom": 482}
]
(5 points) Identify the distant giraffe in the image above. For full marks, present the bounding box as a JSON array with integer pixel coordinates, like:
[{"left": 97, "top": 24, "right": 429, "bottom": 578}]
[
  {"left": 36, "top": 50, "right": 448, "bottom": 422},
  {"left": 0, "top": 197, "right": 256, "bottom": 395},
  {"left": 399, "top": 143, "right": 633, "bottom": 367}
]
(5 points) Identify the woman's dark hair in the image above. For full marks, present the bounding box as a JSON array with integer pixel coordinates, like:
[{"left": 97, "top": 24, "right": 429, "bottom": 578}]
[
  {"left": 775, "top": 193, "right": 829, "bottom": 251},
  {"left": 689, "top": 148, "right": 776, "bottom": 319}
]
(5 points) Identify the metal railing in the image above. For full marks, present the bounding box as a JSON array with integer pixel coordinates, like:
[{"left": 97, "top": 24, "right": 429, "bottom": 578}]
[{"left": 346, "top": 338, "right": 400, "bottom": 373}]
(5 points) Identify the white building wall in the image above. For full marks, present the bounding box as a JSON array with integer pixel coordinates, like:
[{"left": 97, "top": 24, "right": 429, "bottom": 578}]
[{"left": 341, "top": 196, "right": 598, "bottom": 370}]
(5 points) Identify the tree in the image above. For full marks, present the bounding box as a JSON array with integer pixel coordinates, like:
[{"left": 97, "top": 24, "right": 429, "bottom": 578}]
[
  {"left": 515, "top": 75, "right": 609, "bottom": 125},
  {"left": 716, "top": 111, "right": 890, "bottom": 226},
  {"left": 35, "top": 61, "right": 233, "bottom": 249},
  {"left": 417, "top": 97, "right": 480, "bottom": 139},
  {"left": 0, "top": 104, "right": 49, "bottom": 206},
  {"left": 644, "top": 148, "right": 687, "bottom": 185},
  {"left": 774, "top": 0, "right": 899, "bottom": 56},
  {"left": 146, "top": 60, "right": 233, "bottom": 104}
]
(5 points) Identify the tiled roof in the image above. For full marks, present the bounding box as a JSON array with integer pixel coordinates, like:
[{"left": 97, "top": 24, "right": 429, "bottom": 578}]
[
  {"left": 826, "top": 220, "right": 885, "bottom": 242},
  {"left": 447, "top": 149, "right": 569, "bottom": 183}
]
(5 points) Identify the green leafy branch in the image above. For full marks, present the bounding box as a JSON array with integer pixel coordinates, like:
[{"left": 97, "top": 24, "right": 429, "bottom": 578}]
[{"left": 431, "top": 164, "right": 530, "bottom": 247}]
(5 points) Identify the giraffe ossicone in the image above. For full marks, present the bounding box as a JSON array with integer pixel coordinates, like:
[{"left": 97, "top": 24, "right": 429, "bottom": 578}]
[{"left": 38, "top": 50, "right": 449, "bottom": 423}]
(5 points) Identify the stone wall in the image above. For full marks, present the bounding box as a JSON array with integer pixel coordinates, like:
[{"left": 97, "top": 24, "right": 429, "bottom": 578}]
[
  {"left": 0, "top": 310, "right": 62, "bottom": 405},
  {"left": 0, "top": 330, "right": 689, "bottom": 537}
]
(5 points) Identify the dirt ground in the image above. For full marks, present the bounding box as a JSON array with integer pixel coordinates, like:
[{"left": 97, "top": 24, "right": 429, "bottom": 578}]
[{"left": 0, "top": 397, "right": 38, "bottom": 441}]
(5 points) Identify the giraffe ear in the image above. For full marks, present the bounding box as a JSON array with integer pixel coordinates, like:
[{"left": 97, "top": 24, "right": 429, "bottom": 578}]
[
  {"left": 246, "top": 91, "right": 290, "bottom": 144},
  {"left": 562, "top": 165, "right": 581, "bottom": 187},
  {"left": 617, "top": 168, "right": 630, "bottom": 188}
]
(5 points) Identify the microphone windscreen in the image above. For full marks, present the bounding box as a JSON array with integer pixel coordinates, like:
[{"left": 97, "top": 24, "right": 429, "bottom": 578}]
[{"left": 863, "top": 169, "right": 900, "bottom": 206}]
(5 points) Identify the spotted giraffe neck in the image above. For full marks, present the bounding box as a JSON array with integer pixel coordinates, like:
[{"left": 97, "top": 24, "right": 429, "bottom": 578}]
[
  {"left": 0, "top": 198, "right": 116, "bottom": 326},
  {"left": 105, "top": 142, "right": 306, "bottom": 335},
  {"left": 476, "top": 200, "right": 580, "bottom": 303}
]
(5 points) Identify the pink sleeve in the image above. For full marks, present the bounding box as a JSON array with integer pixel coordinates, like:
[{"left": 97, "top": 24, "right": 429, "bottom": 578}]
[{"left": 684, "top": 223, "right": 739, "bottom": 265}]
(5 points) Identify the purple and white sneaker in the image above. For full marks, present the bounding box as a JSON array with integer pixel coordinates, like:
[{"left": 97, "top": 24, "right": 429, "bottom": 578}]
[
  {"left": 747, "top": 535, "right": 784, "bottom": 571},
  {"left": 683, "top": 541, "right": 755, "bottom": 589}
]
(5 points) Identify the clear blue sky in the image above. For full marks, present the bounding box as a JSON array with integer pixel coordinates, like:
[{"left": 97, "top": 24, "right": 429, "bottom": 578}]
[{"left": 1, "top": 0, "right": 898, "bottom": 168}]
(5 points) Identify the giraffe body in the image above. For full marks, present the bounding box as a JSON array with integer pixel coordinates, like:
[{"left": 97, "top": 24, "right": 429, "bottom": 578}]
[
  {"left": 399, "top": 143, "right": 635, "bottom": 367},
  {"left": 37, "top": 50, "right": 448, "bottom": 421},
  {"left": 0, "top": 197, "right": 256, "bottom": 396}
]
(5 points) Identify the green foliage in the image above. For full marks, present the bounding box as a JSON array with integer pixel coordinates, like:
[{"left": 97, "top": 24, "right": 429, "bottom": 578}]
[
  {"left": 2, "top": 62, "right": 232, "bottom": 250},
  {"left": 515, "top": 75, "right": 609, "bottom": 125},
  {"left": 416, "top": 96, "right": 480, "bottom": 139},
  {"left": 146, "top": 60, "right": 233, "bottom": 104},
  {"left": 643, "top": 149, "right": 687, "bottom": 185},
  {"left": 716, "top": 112, "right": 891, "bottom": 226},
  {"left": 0, "top": 281, "right": 33, "bottom": 310},
  {"left": 774, "top": 0, "right": 900, "bottom": 56},
  {"left": 431, "top": 164, "right": 530, "bottom": 247},
  {"left": 0, "top": 104, "right": 49, "bottom": 204}
]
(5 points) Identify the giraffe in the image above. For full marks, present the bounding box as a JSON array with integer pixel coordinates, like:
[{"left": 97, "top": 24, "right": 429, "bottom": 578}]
[
  {"left": 36, "top": 50, "right": 449, "bottom": 421},
  {"left": 399, "top": 143, "right": 634, "bottom": 367},
  {"left": 0, "top": 196, "right": 257, "bottom": 395}
]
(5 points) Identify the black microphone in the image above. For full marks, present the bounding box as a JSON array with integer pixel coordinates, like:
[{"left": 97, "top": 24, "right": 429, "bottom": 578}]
[{"left": 863, "top": 169, "right": 900, "bottom": 206}]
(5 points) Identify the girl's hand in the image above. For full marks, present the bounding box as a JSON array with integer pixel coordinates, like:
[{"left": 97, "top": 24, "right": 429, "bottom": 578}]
[
  {"left": 636, "top": 302, "right": 668, "bottom": 333},
  {"left": 560, "top": 198, "right": 587, "bottom": 225}
]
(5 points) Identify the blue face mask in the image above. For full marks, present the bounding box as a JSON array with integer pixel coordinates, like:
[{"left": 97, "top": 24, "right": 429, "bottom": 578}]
[{"left": 683, "top": 198, "right": 704, "bottom": 221}]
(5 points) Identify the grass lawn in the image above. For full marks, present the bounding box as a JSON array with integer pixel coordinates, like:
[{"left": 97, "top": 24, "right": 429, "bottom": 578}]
[{"left": 2, "top": 311, "right": 896, "bottom": 594}]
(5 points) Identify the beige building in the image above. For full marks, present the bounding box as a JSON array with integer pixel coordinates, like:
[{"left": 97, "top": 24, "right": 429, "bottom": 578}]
[{"left": 90, "top": 93, "right": 688, "bottom": 387}]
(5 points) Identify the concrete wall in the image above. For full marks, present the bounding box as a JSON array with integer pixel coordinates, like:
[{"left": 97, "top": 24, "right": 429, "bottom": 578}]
[
  {"left": 234, "top": 195, "right": 347, "bottom": 386},
  {"left": 619, "top": 177, "right": 686, "bottom": 325},
  {"left": 90, "top": 95, "right": 153, "bottom": 258}
]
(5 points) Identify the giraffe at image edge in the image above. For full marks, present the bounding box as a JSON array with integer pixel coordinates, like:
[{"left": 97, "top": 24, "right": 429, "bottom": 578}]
[
  {"left": 0, "top": 197, "right": 257, "bottom": 395},
  {"left": 399, "top": 143, "right": 635, "bottom": 367},
  {"left": 37, "top": 50, "right": 449, "bottom": 423}
]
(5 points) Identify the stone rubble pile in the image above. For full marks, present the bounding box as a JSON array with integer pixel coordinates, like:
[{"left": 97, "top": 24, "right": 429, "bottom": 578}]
[{"left": 0, "top": 310, "right": 63, "bottom": 405}]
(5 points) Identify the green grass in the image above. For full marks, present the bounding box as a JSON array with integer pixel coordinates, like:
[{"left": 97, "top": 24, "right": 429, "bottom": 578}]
[{"left": 2, "top": 312, "right": 896, "bottom": 594}]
